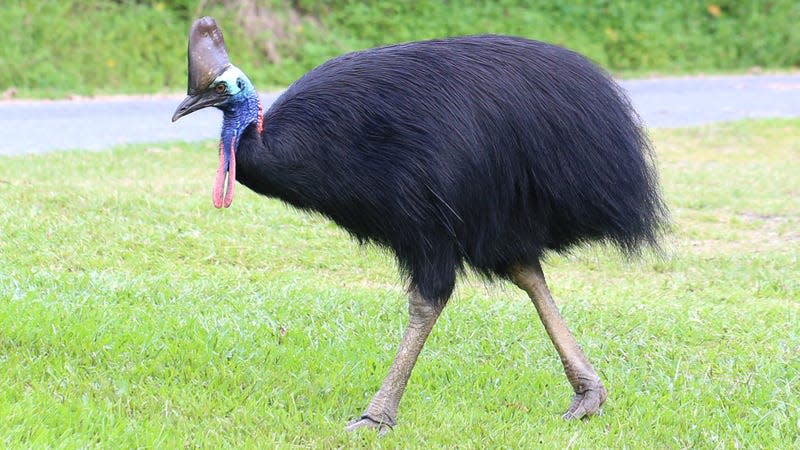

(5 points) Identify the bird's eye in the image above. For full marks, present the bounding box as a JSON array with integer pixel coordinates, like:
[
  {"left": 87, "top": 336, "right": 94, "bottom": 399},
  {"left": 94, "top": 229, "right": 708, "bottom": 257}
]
[{"left": 215, "top": 83, "right": 226, "bottom": 94}]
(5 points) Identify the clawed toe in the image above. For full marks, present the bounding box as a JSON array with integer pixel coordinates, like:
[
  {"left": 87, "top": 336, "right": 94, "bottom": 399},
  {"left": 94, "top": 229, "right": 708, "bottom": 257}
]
[
  {"left": 345, "top": 415, "right": 393, "bottom": 436},
  {"left": 563, "top": 384, "right": 608, "bottom": 420}
]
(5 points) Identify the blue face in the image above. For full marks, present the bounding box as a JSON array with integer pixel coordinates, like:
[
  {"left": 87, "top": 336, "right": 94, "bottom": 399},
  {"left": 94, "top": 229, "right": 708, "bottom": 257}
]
[
  {"left": 212, "top": 65, "right": 257, "bottom": 112},
  {"left": 211, "top": 65, "right": 261, "bottom": 144}
]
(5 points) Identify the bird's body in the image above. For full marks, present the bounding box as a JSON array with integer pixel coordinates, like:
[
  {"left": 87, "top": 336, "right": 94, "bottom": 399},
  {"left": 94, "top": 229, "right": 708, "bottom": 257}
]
[
  {"left": 173, "top": 18, "right": 667, "bottom": 432},
  {"left": 232, "top": 35, "right": 664, "bottom": 304}
]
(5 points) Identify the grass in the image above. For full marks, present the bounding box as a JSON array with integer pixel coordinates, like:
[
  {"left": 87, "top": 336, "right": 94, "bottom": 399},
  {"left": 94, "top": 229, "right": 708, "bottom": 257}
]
[{"left": 1, "top": 118, "right": 799, "bottom": 448}]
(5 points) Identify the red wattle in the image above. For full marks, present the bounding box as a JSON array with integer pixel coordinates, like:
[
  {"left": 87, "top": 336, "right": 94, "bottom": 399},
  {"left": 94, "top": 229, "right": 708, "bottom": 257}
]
[
  {"left": 213, "top": 140, "right": 225, "bottom": 208},
  {"left": 257, "top": 101, "right": 264, "bottom": 134},
  {"left": 223, "top": 136, "right": 236, "bottom": 208}
]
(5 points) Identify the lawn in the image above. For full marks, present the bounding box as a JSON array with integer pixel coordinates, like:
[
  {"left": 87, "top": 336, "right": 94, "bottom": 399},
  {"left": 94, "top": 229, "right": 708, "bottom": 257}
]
[{"left": 0, "top": 119, "right": 798, "bottom": 448}]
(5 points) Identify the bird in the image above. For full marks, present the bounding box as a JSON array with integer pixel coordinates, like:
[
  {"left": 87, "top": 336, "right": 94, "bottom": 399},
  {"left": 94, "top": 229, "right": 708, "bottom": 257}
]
[{"left": 172, "top": 17, "right": 667, "bottom": 434}]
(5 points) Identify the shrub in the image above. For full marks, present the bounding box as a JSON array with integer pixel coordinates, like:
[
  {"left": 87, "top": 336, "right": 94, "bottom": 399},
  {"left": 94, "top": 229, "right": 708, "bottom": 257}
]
[{"left": 1, "top": 0, "right": 797, "bottom": 97}]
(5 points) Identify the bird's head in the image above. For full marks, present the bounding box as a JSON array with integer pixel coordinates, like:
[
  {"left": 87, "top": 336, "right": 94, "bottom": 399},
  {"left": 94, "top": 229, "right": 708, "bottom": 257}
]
[{"left": 172, "top": 17, "right": 261, "bottom": 208}]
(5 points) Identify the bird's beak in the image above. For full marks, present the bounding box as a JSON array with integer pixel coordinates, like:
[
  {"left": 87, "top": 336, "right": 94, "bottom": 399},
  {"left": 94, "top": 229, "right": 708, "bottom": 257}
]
[{"left": 172, "top": 92, "right": 219, "bottom": 122}]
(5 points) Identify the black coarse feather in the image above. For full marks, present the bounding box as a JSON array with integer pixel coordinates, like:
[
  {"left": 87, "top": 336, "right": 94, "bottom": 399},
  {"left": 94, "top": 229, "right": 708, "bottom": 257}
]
[{"left": 234, "top": 35, "right": 668, "bottom": 304}]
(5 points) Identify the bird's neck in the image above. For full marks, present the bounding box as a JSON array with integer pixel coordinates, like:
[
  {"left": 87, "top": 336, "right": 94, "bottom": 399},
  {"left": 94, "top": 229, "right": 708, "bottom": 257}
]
[{"left": 220, "top": 89, "right": 263, "bottom": 154}]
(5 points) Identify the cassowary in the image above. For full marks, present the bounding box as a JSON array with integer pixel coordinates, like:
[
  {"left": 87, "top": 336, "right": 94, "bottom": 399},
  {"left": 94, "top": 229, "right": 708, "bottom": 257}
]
[{"left": 172, "top": 17, "right": 667, "bottom": 433}]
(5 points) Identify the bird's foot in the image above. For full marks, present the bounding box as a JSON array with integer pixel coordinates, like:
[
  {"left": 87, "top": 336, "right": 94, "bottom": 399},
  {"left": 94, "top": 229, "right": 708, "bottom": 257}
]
[
  {"left": 562, "top": 382, "right": 607, "bottom": 420},
  {"left": 345, "top": 414, "right": 395, "bottom": 436}
]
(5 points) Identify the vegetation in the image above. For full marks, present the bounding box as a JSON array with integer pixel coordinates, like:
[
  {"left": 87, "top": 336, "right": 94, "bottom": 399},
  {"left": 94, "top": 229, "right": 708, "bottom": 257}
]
[
  {"left": 1, "top": 119, "right": 798, "bottom": 447},
  {"left": 2, "top": 0, "right": 799, "bottom": 97}
]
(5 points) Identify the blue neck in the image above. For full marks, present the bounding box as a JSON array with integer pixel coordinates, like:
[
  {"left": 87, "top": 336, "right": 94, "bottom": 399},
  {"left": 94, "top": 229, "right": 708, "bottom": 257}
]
[
  {"left": 220, "top": 89, "right": 260, "bottom": 166},
  {"left": 217, "top": 88, "right": 260, "bottom": 174}
]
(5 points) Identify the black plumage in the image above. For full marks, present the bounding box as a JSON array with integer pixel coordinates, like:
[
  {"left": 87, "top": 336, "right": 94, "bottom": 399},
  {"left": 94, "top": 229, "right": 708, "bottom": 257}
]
[{"left": 235, "top": 36, "right": 667, "bottom": 304}]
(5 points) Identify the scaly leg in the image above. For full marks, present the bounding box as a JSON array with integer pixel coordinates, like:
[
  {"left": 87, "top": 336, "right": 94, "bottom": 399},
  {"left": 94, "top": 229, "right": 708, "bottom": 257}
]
[
  {"left": 345, "top": 289, "right": 443, "bottom": 435},
  {"left": 510, "top": 262, "right": 607, "bottom": 419}
]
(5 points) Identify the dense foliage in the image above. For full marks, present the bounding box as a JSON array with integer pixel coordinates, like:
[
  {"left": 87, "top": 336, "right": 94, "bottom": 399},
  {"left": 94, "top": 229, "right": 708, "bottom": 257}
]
[{"left": 2, "top": 0, "right": 798, "bottom": 96}]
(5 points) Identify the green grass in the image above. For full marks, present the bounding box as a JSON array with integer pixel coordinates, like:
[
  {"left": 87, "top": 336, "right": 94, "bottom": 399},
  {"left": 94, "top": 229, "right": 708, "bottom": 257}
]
[{"left": 1, "top": 119, "right": 799, "bottom": 448}]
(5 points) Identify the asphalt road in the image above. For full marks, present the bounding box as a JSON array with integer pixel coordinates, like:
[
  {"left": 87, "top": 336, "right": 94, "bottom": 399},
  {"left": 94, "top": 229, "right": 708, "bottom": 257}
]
[{"left": 1, "top": 74, "right": 799, "bottom": 156}]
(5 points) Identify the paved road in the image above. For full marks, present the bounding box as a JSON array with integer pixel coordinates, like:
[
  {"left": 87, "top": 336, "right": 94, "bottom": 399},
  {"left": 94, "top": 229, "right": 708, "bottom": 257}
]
[{"left": 1, "top": 74, "right": 799, "bottom": 156}]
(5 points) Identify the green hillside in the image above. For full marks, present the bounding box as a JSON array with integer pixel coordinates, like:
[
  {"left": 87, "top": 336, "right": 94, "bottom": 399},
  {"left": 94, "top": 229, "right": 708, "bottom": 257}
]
[{"left": 2, "top": 1, "right": 798, "bottom": 97}]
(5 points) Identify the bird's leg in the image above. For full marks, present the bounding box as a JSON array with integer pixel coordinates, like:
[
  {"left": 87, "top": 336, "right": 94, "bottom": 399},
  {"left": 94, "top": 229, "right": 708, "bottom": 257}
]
[
  {"left": 345, "top": 289, "right": 443, "bottom": 435},
  {"left": 511, "top": 262, "right": 607, "bottom": 419}
]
